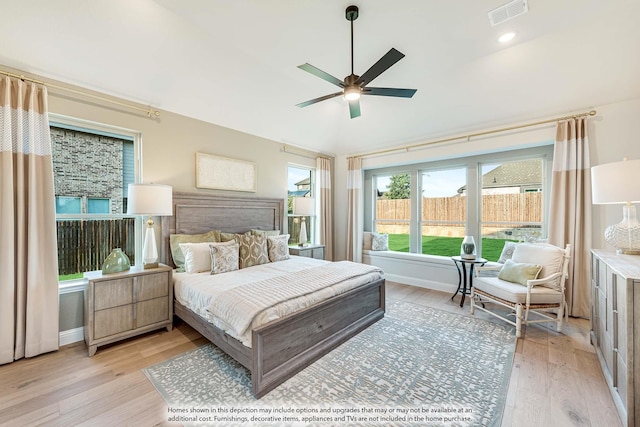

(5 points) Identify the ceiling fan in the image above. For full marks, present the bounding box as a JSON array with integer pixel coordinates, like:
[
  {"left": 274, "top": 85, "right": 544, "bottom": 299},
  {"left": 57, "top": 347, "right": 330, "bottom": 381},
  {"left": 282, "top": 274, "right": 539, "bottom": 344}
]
[{"left": 296, "top": 5, "right": 417, "bottom": 119}]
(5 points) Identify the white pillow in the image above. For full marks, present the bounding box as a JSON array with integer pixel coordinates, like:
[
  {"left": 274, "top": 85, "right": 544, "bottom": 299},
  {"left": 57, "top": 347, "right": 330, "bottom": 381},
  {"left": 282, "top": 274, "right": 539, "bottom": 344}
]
[
  {"left": 511, "top": 243, "right": 564, "bottom": 280},
  {"left": 372, "top": 233, "right": 389, "bottom": 251},
  {"left": 363, "top": 232, "right": 374, "bottom": 250},
  {"left": 178, "top": 242, "right": 213, "bottom": 274}
]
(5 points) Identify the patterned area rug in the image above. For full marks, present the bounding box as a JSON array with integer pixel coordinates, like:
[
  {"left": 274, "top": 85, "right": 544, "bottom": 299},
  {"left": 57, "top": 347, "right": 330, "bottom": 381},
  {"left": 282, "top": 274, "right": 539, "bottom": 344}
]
[{"left": 143, "top": 300, "right": 515, "bottom": 426}]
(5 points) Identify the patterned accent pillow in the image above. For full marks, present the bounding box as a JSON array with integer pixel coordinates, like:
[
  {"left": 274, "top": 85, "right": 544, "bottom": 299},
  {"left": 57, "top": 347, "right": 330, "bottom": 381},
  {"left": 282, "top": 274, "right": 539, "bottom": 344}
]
[
  {"left": 235, "top": 233, "right": 269, "bottom": 269},
  {"left": 209, "top": 241, "right": 239, "bottom": 274},
  {"left": 169, "top": 230, "right": 221, "bottom": 271},
  {"left": 497, "top": 242, "right": 519, "bottom": 264},
  {"left": 220, "top": 231, "right": 251, "bottom": 242},
  {"left": 371, "top": 233, "right": 389, "bottom": 251},
  {"left": 267, "top": 234, "right": 290, "bottom": 262}
]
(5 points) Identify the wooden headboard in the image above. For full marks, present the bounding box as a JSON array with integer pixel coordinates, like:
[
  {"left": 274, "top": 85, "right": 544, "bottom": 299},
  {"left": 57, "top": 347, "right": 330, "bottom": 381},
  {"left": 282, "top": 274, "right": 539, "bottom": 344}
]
[{"left": 160, "top": 192, "right": 284, "bottom": 267}]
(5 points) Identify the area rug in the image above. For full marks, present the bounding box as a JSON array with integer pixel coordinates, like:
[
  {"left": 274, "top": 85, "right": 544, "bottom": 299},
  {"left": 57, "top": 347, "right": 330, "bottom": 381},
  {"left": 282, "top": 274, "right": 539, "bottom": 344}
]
[{"left": 143, "top": 300, "right": 515, "bottom": 426}]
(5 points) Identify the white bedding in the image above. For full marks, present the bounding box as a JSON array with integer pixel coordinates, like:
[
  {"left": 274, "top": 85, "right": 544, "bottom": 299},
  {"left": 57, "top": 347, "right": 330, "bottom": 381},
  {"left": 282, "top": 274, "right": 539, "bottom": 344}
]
[{"left": 173, "top": 256, "right": 384, "bottom": 347}]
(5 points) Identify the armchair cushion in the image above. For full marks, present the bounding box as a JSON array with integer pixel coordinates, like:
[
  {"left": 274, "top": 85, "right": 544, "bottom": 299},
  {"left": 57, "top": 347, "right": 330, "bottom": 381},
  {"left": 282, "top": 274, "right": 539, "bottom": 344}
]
[
  {"left": 511, "top": 243, "right": 565, "bottom": 281},
  {"left": 474, "top": 277, "right": 564, "bottom": 305},
  {"left": 497, "top": 260, "right": 542, "bottom": 286}
]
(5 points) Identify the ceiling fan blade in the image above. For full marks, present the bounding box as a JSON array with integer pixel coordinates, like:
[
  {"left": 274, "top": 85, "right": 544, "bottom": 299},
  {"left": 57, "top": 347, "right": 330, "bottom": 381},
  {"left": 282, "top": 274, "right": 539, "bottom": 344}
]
[
  {"left": 297, "top": 63, "right": 345, "bottom": 88},
  {"left": 363, "top": 87, "right": 417, "bottom": 98},
  {"left": 296, "top": 91, "right": 343, "bottom": 108},
  {"left": 348, "top": 99, "right": 361, "bottom": 119},
  {"left": 355, "top": 48, "right": 405, "bottom": 87}
]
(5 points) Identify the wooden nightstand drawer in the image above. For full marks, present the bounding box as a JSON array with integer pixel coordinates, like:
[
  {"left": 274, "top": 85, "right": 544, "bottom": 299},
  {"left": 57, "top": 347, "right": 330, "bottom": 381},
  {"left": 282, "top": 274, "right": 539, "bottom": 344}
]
[
  {"left": 137, "top": 297, "right": 169, "bottom": 327},
  {"left": 94, "top": 305, "right": 133, "bottom": 339},
  {"left": 137, "top": 272, "right": 169, "bottom": 301},
  {"left": 94, "top": 278, "right": 133, "bottom": 310}
]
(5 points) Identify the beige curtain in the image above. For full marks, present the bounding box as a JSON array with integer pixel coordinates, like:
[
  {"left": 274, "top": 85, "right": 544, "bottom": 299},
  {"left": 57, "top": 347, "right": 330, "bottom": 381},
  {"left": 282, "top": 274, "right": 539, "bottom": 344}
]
[
  {"left": 346, "top": 157, "right": 363, "bottom": 262},
  {"left": 548, "top": 117, "right": 591, "bottom": 318},
  {"left": 0, "top": 76, "right": 59, "bottom": 364},
  {"left": 316, "top": 157, "right": 333, "bottom": 260}
]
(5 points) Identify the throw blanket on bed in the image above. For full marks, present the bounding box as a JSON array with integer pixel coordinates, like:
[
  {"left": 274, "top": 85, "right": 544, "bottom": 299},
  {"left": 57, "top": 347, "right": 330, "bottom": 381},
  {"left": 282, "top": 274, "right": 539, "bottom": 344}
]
[{"left": 207, "top": 261, "right": 382, "bottom": 337}]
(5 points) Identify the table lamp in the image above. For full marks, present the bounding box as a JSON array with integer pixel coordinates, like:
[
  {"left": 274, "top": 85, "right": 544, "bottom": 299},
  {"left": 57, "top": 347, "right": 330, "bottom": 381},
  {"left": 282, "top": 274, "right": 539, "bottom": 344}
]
[
  {"left": 293, "top": 197, "right": 315, "bottom": 246},
  {"left": 591, "top": 158, "right": 640, "bottom": 254},
  {"left": 127, "top": 184, "right": 173, "bottom": 268}
]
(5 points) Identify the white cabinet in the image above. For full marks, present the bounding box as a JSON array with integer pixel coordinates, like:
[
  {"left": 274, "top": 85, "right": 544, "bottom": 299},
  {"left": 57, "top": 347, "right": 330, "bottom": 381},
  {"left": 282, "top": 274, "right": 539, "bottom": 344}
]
[{"left": 591, "top": 250, "right": 640, "bottom": 426}]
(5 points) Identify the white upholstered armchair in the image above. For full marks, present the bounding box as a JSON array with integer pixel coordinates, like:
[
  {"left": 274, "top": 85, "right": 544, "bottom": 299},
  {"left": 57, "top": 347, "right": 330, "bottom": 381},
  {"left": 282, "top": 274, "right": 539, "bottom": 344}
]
[{"left": 470, "top": 243, "right": 571, "bottom": 337}]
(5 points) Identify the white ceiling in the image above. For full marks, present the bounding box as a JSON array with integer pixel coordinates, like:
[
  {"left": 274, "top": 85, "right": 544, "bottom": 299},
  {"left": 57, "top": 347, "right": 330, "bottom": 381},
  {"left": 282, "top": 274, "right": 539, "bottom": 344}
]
[{"left": 1, "top": 0, "right": 639, "bottom": 156}]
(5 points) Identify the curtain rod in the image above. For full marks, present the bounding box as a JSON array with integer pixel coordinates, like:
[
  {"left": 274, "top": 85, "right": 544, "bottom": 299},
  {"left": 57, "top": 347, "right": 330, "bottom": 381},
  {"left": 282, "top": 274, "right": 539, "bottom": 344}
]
[
  {"left": 0, "top": 69, "right": 160, "bottom": 118},
  {"left": 281, "top": 143, "right": 333, "bottom": 160},
  {"left": 348, "top": 109, "right": 597, "bottom": 159}
]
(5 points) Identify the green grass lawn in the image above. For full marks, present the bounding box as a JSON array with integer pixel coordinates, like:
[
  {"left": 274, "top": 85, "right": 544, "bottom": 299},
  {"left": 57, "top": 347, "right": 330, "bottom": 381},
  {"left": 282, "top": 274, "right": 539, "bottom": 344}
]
[
  {"left": 387, "top": 234, "right": 514, "bottom": 261},
  {"left": 59, "top": 272, "right": 84, "bottom": 281}
]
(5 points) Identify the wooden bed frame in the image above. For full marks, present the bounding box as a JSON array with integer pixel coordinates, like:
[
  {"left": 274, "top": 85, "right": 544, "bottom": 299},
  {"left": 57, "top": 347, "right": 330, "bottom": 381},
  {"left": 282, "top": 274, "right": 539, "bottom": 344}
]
[{"left": 161, "top": 192, "right": 385, "bottom": 398}]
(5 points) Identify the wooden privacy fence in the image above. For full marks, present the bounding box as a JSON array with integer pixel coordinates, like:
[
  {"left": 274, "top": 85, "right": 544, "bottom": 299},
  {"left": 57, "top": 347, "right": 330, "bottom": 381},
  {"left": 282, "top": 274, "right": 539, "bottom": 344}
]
[
  {"left": 377, "top": 192, "right": 542, "bottom": 224},
  {"left": 57, "top": 218, "right": 135, "bottom": 275}
]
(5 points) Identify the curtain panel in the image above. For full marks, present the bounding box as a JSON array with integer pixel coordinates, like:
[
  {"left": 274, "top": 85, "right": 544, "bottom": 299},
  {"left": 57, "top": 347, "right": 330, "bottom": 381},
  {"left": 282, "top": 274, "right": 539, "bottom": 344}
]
[
  {"left": 548, "top": 117, "right": 591, "bottom": 318},
  {"left": 0, "top": 76, "right": 59, "bottom": 364},
  {"left": 316, "top": 157, "right": 333, "bottom": 260},
  {"left": 346, "top": 157, "right": 363, "bottom": 262}
]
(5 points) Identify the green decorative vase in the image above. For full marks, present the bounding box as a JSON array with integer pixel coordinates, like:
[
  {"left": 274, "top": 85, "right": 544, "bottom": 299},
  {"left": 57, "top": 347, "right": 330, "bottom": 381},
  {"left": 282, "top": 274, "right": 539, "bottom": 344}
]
[{"left": 102, "top": 248, "right": 131, "bottom": 274}]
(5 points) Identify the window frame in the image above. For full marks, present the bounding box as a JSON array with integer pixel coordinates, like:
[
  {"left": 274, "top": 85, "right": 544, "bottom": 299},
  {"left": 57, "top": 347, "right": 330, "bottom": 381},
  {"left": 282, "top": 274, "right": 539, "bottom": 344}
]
[
  {"left": 50, "top": 114, "right": 143, "bottom": 287},
  {"left": 287, "top": 164, "right": 316, "bottom": 245},
  {"left": 363, "top": 145, "right": 554, "bottom": 259}
]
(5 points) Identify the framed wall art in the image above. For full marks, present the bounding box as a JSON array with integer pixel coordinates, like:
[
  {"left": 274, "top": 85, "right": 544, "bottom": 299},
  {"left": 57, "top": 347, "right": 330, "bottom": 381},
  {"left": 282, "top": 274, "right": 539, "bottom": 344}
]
[{"left": 195, "top": 152, "right": 257, "bottom": 192}]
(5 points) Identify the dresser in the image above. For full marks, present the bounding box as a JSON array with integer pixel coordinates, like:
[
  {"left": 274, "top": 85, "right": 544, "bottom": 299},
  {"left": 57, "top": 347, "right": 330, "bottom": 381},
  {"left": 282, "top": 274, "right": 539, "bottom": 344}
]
[
  {"left": 289, "top": 244, "right": 325, "bottom": 260},
  {"left": 591, "top": 250, "right": 640, "bottom": 426},
  {"left": 84, "top": 264, "right": 173, "bottom": 356}
]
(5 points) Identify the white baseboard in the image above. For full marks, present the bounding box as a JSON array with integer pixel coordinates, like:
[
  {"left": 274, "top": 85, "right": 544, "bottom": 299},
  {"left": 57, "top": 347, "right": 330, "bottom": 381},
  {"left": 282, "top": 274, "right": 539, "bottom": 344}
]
[
  {"left": 384, "top": 272, "right": 457, "bottom": 293},
  {"left": 59, "top": 326, "right": 84, "bottom": 346}
]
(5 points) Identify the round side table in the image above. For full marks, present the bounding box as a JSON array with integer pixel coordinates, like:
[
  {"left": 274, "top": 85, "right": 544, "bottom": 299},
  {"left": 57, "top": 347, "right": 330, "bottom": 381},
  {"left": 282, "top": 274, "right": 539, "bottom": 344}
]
[{"left": 450, "top": 256, "right": 487, "bottom": 307}]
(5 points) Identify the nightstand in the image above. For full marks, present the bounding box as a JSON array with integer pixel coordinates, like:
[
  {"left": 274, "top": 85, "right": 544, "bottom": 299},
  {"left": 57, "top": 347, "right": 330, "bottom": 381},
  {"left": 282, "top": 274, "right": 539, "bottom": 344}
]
[
  {"left": 289, "top": 244, "right": 325, "bottom": 260},
  {"left": 84, "top": 264, "right": 173, "bottom": 356}
]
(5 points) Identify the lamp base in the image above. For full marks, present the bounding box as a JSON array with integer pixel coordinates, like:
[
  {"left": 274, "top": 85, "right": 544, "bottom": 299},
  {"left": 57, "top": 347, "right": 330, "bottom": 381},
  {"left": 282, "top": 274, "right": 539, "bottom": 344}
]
[
  {"left": 143, "top": 262, "right": 159, "bottom": 269},
  {"left": 605, "top": 205, "right": 640, "bottom": 255}
]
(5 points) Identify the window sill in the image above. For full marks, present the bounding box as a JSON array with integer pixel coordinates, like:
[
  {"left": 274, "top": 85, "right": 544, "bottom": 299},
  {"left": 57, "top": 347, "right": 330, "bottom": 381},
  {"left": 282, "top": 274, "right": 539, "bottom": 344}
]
[
  {"left": 363, "top": 249, "right": 455, "bottom": 266},
  {"left": 59, "top": 278, "right": 88, "bottom": 295}
]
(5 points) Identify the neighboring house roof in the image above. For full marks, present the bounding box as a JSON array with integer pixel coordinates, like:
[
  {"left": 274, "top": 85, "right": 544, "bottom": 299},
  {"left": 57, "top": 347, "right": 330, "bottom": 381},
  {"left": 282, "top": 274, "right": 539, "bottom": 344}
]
[
  {"left": 288, "top": 190, "right": 310, "bottom": 197},
  {"left": 457, "top": 159, "right": 542, "bottom": 193},
  {"left": 295, "top": 177, "right": 311, "bottom": 187}
]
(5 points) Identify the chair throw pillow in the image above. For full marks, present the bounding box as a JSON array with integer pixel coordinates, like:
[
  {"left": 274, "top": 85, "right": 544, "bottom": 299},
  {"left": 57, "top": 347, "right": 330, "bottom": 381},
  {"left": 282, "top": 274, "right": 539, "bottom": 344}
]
[
  {"left": 498, "top": 259, "right": 543, "bottom": 286},
  {"left": 497, "top": 241, "right": 519, "bottom": 264},
  {"left": 371, "top": 233, "right": 389, "bottom": 251}
]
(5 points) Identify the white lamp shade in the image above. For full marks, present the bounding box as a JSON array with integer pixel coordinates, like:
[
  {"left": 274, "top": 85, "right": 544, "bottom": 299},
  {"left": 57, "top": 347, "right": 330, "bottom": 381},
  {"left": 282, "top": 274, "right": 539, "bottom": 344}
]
[
  {"left": 293, "top": 197, "right": 315, "bottom": 216},
  {"left": 591, "top": 159, "right": 640, "bottom": 204},
  {"left": 127, "top": 184, "right": 173, "bottom": 215}
]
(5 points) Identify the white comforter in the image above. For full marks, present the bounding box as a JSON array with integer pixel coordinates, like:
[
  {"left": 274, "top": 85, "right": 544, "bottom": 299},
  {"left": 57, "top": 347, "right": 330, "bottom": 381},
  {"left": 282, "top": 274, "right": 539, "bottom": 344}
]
[{"left": 173, "top": 256, "right": 384, "bottom": 347}]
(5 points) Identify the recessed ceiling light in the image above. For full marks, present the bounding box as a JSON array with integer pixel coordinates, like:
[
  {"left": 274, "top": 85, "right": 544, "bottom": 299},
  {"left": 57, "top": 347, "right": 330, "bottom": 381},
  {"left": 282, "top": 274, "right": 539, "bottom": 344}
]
[{"left": 498, "top": 32, "right": 516, "bottom": 43}]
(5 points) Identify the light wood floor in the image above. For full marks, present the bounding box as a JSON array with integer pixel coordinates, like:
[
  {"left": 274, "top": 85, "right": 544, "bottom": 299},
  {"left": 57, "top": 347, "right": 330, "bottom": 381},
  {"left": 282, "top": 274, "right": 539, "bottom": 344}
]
[{"left": 0, "top": 282, "right": 621, "bottom": 427}]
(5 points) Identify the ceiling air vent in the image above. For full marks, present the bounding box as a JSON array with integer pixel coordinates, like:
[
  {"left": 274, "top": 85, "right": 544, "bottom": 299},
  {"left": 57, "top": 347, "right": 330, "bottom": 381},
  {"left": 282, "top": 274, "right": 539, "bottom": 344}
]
[{"left": 488, "top": 0, "right": 529, "bottom": 26}]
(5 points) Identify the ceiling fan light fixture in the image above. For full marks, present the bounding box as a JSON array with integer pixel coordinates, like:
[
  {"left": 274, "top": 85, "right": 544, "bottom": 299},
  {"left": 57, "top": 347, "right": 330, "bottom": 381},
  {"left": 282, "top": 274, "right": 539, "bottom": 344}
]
[{"left": 344, "top": 86, "right": 361, "bottom": 101}]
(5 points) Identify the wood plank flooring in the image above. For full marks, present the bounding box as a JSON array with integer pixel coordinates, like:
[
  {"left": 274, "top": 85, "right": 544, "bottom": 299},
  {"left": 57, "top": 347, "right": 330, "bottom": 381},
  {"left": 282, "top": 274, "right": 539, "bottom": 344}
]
[{"left": 0, "top": 282, "right": 621, "bottom": 426}]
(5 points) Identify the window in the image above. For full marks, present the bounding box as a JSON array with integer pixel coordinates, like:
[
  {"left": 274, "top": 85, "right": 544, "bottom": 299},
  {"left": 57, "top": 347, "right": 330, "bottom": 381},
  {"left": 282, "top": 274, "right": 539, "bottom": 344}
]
[
  {"left": 374, "top": 173, "right": 411, "bottom": 252},
  {"left": 51, "top": 117, "right": 140, "bottom": 281},
  {"left": 364, "top": 146, "right": 553, "bottom": 259},
  {"left": 287, "top": 165, "right": 314, "bottom": 245},
  {"left": 480, "top": 158, "right": 544, "bottom": 261},
  {"left": 420, "top": 167, "right": 467, "bottom": 256}
]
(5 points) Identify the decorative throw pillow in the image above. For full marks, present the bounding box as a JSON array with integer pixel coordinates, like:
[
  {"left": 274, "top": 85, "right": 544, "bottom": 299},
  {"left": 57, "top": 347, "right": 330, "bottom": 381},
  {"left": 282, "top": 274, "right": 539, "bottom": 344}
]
[
  {"left": 170, "top": 230, "right": 221, "bottom": 270},
  {"left": 267, "top": 234, "right": 290, "bottom": 262},
  {"left": 497, "top": 241, "right": 519, "bottom": 264},
  {"left": 220, "top": 231, "right": 251, "bottom": 242},
  {"left": 363, "top": 232, "right": 374, "bottom": 250},
  {"left": 251, "top": 229, "right": 281, "bottom": 237},
  {"left": 178, "top": 242, "right": 214, "bottom": 274},
  {"left": 209, "top": 241, "right": 239, "bottom": 274},
  {"left": 498, "top": 259, "right": 543, "bottom": 286},
  {"left": 371, "top": 233, "right": 389, "bottom": 251},
  {"left": 235, "top": 233, "right": 269, "bottom": 269},
  {"left": 511, "top": 243, "right": 565, "bottom": 281}
]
